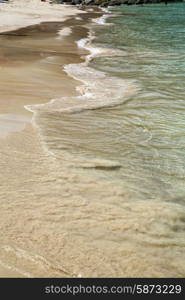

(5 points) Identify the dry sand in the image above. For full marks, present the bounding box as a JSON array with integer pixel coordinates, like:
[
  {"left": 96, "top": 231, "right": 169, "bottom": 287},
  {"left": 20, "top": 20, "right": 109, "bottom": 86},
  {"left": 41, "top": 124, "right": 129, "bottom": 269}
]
[{"left": 0, "top": 0, "right": 83, "bottom": 33}]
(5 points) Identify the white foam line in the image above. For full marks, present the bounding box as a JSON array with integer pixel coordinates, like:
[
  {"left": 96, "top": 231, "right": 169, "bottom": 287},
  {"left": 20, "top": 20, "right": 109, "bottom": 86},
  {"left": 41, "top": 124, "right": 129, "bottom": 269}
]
[
  {"left": 24, "top": 105, "right": 57, "bottom": 158},
  {"left": 76, "top": 32, "right": 103, "bottom": 63},
  {"left": 92, "top": 15, "right": 109, "bottom": 26},
  {"left": 24, "top": 10, "right": 139, "bottom": 159},
  {"left": 94, "top": 14, "right": 108, "bottom": 25},
  {"left": 101, "top": 7, "right": 111, "bottom": 14},
  {"left": 92, "top": 6, "right": 112, "bottom": 26},
  {"left": 76, "top": 27, "right": 125, "bottom": 65}
]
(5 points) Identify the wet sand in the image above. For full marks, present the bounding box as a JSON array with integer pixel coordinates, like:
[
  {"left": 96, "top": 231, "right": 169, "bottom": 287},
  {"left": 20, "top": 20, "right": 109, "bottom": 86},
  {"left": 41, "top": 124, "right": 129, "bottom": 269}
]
[
  {"left": 0, "top": 17, "right": 90, "bottom": 134},
  {"left": 0, "top": 1, "right": 82, "bottom": 33},
  {"left": 0, "top": 11, "right": 121, "bottom": 278}
]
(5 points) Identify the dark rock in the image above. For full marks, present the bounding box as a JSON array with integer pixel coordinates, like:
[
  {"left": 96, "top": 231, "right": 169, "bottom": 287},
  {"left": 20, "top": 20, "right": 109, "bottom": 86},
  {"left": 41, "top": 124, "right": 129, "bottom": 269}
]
[
  {"left": 82, "top": 0, "right": 93, "bottom": 4},
  {"left": 72, "top": 0, "right": 82, "bottom": 4},
  {"left": 135, "top": 0, "right": 144, "bottom": 4},
  {"left": 55, "top": 0, "right": 184, "bottom": 6},
  {"left": 108, "top": 0, "right": 124, "bottom": 5},
  {"left": 128, "top": 0, "right": 137, "bottom": 4}
]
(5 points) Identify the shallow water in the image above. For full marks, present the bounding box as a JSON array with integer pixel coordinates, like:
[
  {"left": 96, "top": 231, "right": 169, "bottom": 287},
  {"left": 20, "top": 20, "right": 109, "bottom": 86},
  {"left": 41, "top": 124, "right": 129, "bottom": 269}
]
[
  {"left": 87, "top": 3, "right": 185, "bottom": 202},
  {"left": 0, "top": 6, "right": 185, "bottom": 277},
  {"left": 35, "top": 2, "right": 185, "bottom": 203}
]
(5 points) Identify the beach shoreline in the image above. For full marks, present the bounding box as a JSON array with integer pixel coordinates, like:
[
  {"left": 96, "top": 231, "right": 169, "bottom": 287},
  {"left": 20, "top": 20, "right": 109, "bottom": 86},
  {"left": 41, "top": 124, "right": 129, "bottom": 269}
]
[
  {"left": 1, "top": 1, "right": 184, "bottom": 279},
  {"left": 0, "top": 1, "right": 85, "bottom": 33},
  {"left": 0, "top": 1, "right": 85, "bottom": 137},
  {"left": 0, "top": 2, "right": 104, "bottom": 277},
  {"left": 0, "top": 1, "right": 102, "bottom": 137}
]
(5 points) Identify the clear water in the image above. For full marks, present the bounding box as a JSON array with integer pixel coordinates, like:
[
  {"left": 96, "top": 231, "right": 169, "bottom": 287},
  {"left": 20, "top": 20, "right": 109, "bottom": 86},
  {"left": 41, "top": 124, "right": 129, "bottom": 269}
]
[
  {"left": 34, "top": 3, "right": 185, "bottom": 203},
  {"left": 77, "top": 2, "right": 185, "bottom": 202}
]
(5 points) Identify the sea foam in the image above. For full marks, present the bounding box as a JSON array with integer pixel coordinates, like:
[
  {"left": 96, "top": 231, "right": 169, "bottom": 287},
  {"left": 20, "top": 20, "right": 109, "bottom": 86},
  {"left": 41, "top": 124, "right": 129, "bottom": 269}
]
[
  {"left": 56, "top": 27, "right": 72, "bottom": 40},
  {"left": 26, "top": 24, "right": 138, "bottom": 115}
]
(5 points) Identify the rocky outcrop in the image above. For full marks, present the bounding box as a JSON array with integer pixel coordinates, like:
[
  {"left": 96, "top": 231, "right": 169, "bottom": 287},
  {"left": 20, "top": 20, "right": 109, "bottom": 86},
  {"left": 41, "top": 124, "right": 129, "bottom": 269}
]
[
  {"left": 83, "top": 0, "right": 182, "bottom": 5},
  {"left": 54, "top": 0, "right": 183, "bottom": 6}
]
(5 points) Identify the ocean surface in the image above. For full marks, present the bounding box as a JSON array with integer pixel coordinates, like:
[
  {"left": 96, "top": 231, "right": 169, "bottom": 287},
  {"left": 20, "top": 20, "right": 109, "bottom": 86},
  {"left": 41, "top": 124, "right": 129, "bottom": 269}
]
[
  {"left": 35, "top": 2, "right": 185, "bottom": 202},
  {"left": 0, "top": 2, "right": 185, "bottom": 277},
  {"left": 89, "top": 2, "right": 185, "bottom": 203}
]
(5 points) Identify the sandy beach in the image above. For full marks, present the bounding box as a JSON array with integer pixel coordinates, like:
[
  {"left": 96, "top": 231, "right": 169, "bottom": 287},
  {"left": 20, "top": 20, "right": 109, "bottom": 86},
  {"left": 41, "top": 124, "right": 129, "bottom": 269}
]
[
  {"left": 0, "top": 1, "right": 101, "bottom": 277},
  {"left": 0, "top": 0, "right": 85, "bottom": 135},
  {"left": 1, "top": 1, "right": 185, "bottom": 278},
  {"left": 0, "top": 0, "right": 82, "bottom": 33}
]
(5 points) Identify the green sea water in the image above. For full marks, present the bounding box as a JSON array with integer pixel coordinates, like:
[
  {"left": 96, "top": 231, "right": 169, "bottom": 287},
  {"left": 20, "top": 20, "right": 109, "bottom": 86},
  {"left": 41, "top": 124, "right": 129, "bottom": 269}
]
[
  {"left": 32, "top": 3, "right": 185, "bottom": 203},
  {"left": 85, "top": 2, "right": 185, "bottom": 202}
]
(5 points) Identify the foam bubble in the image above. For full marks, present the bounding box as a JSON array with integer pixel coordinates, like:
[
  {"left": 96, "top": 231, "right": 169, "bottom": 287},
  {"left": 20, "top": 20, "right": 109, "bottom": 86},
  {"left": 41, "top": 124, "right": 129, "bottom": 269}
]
[
  {"left": 76, "top": 29, "right": 126, "bottom": 63},
  {"left": 56, "top": 27, "right": 72, "bottom": 40},
  {"left": 93, "top": 15, "right": 108, "bottom": 25},
  {"left": 100, "top": 7, "right": 111, "bottom": 14},
  {"left": 75, "top": 17, "right": 82, "bottom": 21}
]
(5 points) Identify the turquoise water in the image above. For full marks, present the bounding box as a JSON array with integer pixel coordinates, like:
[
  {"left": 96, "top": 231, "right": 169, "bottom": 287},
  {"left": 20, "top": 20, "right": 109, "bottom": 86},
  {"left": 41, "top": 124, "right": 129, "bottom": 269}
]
[
  {"left": 35, "top": 3, "right": 185, "bottom": 203},
  {"left": 85, "top": 2, "right": 185, "bottom": 202}
]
